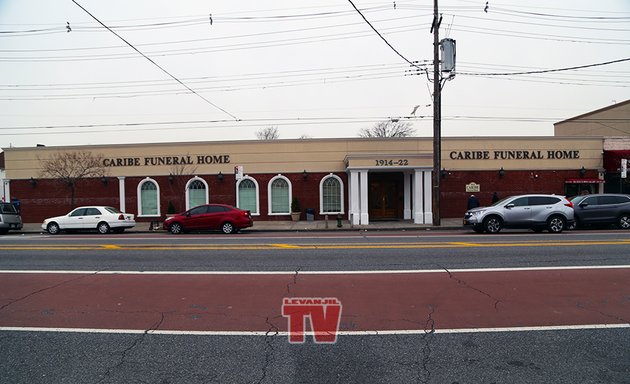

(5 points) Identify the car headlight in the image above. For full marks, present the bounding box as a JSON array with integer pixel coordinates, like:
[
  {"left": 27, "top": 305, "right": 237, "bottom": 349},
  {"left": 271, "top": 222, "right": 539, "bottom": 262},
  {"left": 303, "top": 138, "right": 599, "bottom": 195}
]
[{"left": 471, "top": 210, "right": 485, "bottom": 216}]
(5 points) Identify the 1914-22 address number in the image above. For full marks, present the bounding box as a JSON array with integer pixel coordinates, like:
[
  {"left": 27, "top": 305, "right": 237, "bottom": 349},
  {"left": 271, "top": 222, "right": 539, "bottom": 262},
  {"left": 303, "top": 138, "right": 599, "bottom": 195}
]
[{"left": 375, "top": 159, "right": 409, "bottom": 166}]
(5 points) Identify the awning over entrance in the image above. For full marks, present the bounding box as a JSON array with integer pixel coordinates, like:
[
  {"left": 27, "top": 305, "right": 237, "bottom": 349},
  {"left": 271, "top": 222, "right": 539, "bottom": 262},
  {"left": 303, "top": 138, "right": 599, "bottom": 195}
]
[{"left": 565, "top": 178, "right": 604, "bottom": 184}]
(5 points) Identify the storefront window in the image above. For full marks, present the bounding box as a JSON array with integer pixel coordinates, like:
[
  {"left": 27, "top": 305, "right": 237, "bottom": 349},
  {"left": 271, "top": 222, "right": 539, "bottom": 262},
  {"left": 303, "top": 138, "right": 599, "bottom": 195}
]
[
  {"left": 238, "top": 178, "right": 258, "bottom": 214},
  {"left": 187, "top": 178, "right": 207, "bottom": 209},
  {"left": 270, "top": 177, "right": 290, "bottom": 214},
  {"left": 321, "top": 175, "right": 343, "bottom": 213},
  {"left": 138, "top": 179, "right": 160, "bottom": 216}
]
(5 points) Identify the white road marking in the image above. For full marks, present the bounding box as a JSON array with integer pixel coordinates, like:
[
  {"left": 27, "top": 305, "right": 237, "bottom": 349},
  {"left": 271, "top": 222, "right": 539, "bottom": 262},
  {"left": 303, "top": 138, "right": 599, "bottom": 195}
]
[
  {"left": 1, "top": 323, "right": 628, "bottom": 336},
  {"left": 0, "top": 265, "right": 629, "bottom": 275}
]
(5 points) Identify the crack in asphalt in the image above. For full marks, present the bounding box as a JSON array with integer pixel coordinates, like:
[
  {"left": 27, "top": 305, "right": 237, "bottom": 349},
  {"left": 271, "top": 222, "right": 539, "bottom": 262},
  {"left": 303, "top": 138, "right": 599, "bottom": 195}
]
[
  {"left": 439, "top": 264, "right": 502, "bottom": 310},
  {"left": 255, "top": 316, "right": 280, "bottom": 384},
  {"left": 286, "top": 267, "right": 301, "bottom": 295},
  {"left": 97, "top": 312, "right": 166, "bottom": 384},
  {"left": 0, "top": 271, "right": 101, "bottom": 312},
  {"left": 576, "top": 302, "right": 630, "bottom": 324},
  {"left": 420, "top": 305, "right": 436, "bottom": 384}
]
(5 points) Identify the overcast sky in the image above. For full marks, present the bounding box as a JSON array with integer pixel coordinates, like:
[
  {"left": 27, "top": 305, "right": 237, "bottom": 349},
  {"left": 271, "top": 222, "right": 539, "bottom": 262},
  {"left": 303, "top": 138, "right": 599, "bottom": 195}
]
[{"left": 1, "top": 0, "right": 629, "bottom": 148}]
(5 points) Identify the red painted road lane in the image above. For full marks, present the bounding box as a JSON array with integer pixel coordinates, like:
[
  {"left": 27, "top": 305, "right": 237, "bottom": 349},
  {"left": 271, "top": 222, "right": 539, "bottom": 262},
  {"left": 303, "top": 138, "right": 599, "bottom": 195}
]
[{"left": 0, "top": 269, "right": 629, "bottom": 332}]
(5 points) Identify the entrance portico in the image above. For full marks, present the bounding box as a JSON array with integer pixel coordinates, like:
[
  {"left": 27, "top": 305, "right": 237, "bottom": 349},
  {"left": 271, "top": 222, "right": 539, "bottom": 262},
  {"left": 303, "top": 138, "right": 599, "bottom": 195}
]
[{"left": 345, "top": 154, "right": 433, "bottom": 226}]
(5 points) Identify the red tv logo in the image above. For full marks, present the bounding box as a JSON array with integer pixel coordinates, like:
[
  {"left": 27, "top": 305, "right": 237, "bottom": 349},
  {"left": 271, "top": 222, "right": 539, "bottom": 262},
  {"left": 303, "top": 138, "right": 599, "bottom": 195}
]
[{"left": 282, "top": 297, "right": 342, "bottom": 343}]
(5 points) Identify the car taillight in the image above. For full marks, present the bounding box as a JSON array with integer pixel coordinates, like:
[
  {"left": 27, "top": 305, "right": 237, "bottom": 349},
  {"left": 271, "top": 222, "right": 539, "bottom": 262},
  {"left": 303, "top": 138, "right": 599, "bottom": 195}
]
[
  {"left": 118, "top": 214, "right": 125, "bottom": 220},
  {"left": 564, "top": 200, "right": 574, "bottom": 208},
  {"left": 241, "top": 211, "right": 248, "bottom": 216}
]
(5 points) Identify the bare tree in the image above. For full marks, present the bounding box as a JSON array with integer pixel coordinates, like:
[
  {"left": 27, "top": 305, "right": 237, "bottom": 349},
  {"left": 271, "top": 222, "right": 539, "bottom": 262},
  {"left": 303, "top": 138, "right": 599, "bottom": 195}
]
[
  {"left": 39, "top": 151, "right": 108, "bottom": 206},
  {"left": 358, "top": 120, "right": 416, "bottom": 138},
  {"left": 256, "top": 126, "right": 279, "bottom": 140},
  {"left": 168, "top": 161, "right": 198, "bottom": 213}
]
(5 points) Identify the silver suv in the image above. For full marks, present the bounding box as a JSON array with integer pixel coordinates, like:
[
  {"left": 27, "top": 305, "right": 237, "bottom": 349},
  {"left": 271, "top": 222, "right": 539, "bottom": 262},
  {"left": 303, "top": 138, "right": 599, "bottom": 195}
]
[
  {"left": 0, "top": 202, "right": 23, "bottom": 235},
  {"left": 463, "top": 194, "right": 574, "bottom": 234}
]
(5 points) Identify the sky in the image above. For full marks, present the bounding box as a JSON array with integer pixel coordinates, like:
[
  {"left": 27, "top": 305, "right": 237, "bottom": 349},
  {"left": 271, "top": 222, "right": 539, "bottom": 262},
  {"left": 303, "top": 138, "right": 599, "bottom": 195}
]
[{"left": 0, "top": 0, "right": 629, "bottom": 148}]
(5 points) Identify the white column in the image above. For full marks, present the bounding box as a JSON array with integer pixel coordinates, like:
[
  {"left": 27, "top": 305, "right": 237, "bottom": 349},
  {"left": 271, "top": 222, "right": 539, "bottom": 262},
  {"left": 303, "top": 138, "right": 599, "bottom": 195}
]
[
  {"left": 413, "top": 169, "right": 424, "bottom": 224},
  {"left": 423, "top": 170, "right": 433, "bottom": 224},
  {"left": 118, "top": 177, "right": 126, "bottom": 212},
  {"left": 403, "top": 172, "right": 411, "bottom": 220},
  {"left": 359, "top": 170, "right": 369, "bottom": 225},
  {"left": 349, "top": 170, "right": 360, "bottom": 225}
]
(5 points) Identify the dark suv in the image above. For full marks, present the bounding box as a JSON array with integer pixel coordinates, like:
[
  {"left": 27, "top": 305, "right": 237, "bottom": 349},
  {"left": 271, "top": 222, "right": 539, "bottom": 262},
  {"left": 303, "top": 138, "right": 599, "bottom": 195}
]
[
  {"left": 0, "top": 202, "right": 23, "bottom": 234},
  {"left": 570, "top": 194, "right": 630, "bottom": 229}
]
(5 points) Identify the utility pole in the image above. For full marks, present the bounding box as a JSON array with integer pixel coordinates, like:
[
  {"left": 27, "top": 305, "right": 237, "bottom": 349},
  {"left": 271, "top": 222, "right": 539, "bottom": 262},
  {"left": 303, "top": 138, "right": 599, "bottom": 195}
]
[{"left": 431, "top": 0, "right": 442, "bottom": 226}]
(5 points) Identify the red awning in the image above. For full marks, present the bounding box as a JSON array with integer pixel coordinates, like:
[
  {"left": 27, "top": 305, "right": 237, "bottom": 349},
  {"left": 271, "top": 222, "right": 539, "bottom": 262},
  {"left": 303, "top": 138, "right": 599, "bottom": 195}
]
[{"left": 565, "top": 178, "right": 604, "bottom": 184}]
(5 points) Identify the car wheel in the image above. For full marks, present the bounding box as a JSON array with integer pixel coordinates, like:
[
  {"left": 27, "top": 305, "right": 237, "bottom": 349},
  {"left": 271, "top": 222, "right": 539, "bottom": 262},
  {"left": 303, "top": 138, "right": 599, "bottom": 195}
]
[
  {"left": 221, "top": 222, "right": 235, "bottom": 234},
  {"left": 618, "top": 214, "right": 630, "bottom": 229},
  {"left": 483, "top": 216, "right": 502, "bottom": 234},
  {"left": 47, "top": 222, "right": 60, "bottom": 235},
  {"left": 97, "top": 222, "right": 110, "bottom": 234},
  {"left": 547, "top": 215, "right": 565, "bottom": 233},
  {"left": 169, "top": 222, "right": 183, "bottom": 234}
]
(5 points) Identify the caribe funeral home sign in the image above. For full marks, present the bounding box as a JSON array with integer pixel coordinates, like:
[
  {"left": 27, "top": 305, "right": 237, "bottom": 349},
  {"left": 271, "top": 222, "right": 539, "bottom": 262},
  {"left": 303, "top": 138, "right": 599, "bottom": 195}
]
[
  {"left": 449, "top": 150, "right": 581, "bottom": 160},
  {"left": 103, "top": 154, "right": 230, "bottom": 167}
]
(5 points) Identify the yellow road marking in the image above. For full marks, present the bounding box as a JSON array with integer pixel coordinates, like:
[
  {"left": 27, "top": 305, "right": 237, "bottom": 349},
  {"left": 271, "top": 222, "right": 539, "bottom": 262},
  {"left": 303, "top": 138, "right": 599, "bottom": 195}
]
[{"left": 0, "top": 239, "right": 629, "bottom": 251}]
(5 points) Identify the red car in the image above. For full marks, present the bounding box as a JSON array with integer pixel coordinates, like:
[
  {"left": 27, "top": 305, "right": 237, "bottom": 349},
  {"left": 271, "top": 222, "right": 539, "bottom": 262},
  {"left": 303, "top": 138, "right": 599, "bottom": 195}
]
[{"left": 163, "top": 204, "right": 253, "bottom": 234}]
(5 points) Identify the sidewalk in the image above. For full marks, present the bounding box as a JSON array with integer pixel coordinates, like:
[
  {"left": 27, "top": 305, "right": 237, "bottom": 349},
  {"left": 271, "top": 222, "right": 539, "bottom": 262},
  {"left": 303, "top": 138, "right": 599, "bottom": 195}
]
[{"left": 20, "top": 218, "right": 464, "bottom": 234}]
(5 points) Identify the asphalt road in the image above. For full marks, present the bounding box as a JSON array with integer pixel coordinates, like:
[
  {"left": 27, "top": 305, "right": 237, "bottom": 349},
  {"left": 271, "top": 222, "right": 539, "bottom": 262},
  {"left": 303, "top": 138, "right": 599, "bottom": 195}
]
[{"left": 1, "top": 229, "right": 629, "bottom": 383}]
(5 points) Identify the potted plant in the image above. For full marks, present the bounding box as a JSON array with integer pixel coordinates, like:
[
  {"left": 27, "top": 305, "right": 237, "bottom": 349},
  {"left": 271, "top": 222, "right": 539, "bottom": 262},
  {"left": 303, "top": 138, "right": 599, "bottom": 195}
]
[{"left": 291, "top": 197, "right": 301, "bottom": 221}]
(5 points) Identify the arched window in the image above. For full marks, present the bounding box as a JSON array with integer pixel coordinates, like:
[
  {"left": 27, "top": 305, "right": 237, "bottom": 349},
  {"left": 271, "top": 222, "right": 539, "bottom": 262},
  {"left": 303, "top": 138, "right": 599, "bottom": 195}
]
[
  {"left": 320, "top": 174, "right": 344, "bottom": 214},
  {"left": 268, "top": 175, "right": 291, "bottom": 214},
  {"left": 137, "top": 178, "right": 160, "bottom": 216},
  {"left": 237, "top": 177, "right": 259, "bottom": 215},
  {"left": 186, "top": 177, "right": 208, "bottom": 209}
]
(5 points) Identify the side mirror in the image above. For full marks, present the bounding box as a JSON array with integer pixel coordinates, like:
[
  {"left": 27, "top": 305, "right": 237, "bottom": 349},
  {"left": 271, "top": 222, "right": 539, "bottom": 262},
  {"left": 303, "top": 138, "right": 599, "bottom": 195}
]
[
  {"left": 505, "top": 203, "right": 515, "bottom": 209},
  {"left": 579, "top": 202, "right": 588, "bottom": 208},
  {"left": 185, "top": 211, "right": 191, "bottom": 217}
]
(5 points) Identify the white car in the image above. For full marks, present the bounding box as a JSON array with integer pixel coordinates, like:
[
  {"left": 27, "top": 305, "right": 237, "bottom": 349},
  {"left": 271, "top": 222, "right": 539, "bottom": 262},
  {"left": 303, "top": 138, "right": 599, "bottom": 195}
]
[{"left": 42, "top": 206, "right": 136, "bottom": 235}]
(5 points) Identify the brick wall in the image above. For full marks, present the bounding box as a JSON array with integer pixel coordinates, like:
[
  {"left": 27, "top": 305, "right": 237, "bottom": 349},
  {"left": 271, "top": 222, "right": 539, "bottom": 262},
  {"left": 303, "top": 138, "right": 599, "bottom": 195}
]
[
  {"left": 11, "top": 172, "right": 349, "bottom": 223},
  {"left": 440, "top": 169, "right": 599, "bottom": 218}
]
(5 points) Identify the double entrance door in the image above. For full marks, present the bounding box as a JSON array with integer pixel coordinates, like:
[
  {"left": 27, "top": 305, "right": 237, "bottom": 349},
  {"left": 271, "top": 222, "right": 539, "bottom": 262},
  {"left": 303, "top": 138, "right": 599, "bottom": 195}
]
[{"left": 368, "top": 172, "right": 403, "bottom": 220}]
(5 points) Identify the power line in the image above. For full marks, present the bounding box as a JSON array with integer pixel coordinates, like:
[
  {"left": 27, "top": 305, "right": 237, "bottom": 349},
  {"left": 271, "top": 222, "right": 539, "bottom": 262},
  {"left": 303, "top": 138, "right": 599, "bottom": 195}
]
[
  {"left": 71, "top": 0, "right": 238, "bottom": 120},
  {"left": 347, "top": 0, "right": 421, "bottom": 69},
  {"left": 459, "top": 57, "right": 630, "bottom": 76}
]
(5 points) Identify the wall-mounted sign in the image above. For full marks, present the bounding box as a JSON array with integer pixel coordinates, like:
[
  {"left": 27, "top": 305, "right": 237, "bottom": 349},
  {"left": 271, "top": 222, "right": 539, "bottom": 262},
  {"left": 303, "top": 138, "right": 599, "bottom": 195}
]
[
  {"left": 103, "top": 154, "right": 230, "bottom": 167},
  {"left": 466, "top": 182, "right": 480, "bottom": 193},
  {"left": 235, "top": 165, "right": 244, "bottom": 180},
  {"left": 449, "top": 150, "right": 580, "bottom": 160}
]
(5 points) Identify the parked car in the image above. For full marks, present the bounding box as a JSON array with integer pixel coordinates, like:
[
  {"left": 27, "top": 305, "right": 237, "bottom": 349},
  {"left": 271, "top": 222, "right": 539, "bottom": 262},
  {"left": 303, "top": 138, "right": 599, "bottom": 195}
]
[
  {"left": 0, "top": 202, "right": 23, "bottom": 235},
  {"left": 570, "top": 194, "right": 630, "bottom": 229},
  {"left": 42, "top": 206, "right": 136, "bottom": 234},
  {"left": 163, "top": 204, "right": 253, "bottom": 234},
  {"left": 463, "top": 194, "right": 574, "bottom": 233}
]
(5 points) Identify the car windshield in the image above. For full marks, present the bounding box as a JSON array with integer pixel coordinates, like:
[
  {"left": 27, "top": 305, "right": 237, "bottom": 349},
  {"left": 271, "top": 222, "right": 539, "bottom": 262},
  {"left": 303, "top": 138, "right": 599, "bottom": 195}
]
[
  {"left": 491, "top": 197, "right": 512, "bottom": 207},
  {"left": 570, "top": 195, "right": 587, "bottom": 204},
  {"left": 0, "top": 203, "right": 18, "bottom": 214}
]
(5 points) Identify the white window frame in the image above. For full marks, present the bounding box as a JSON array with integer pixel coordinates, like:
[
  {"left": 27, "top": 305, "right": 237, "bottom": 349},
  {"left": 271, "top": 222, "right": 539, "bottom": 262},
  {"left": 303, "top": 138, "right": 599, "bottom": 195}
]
[
  {"left": 185, "top": 176, "right": 209, "bottom": 210},
  {"left": 236, "top": 175, "right": 260, "bottom": 216},
  {"left": 137, "top": 177, "right": 161, "bottom": 217},
  {"left": 267, "top": 174, "right": 292, "bottom": 216},
  {"left": 319, "top": 173, "right": 345, "bottom": 214}
]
